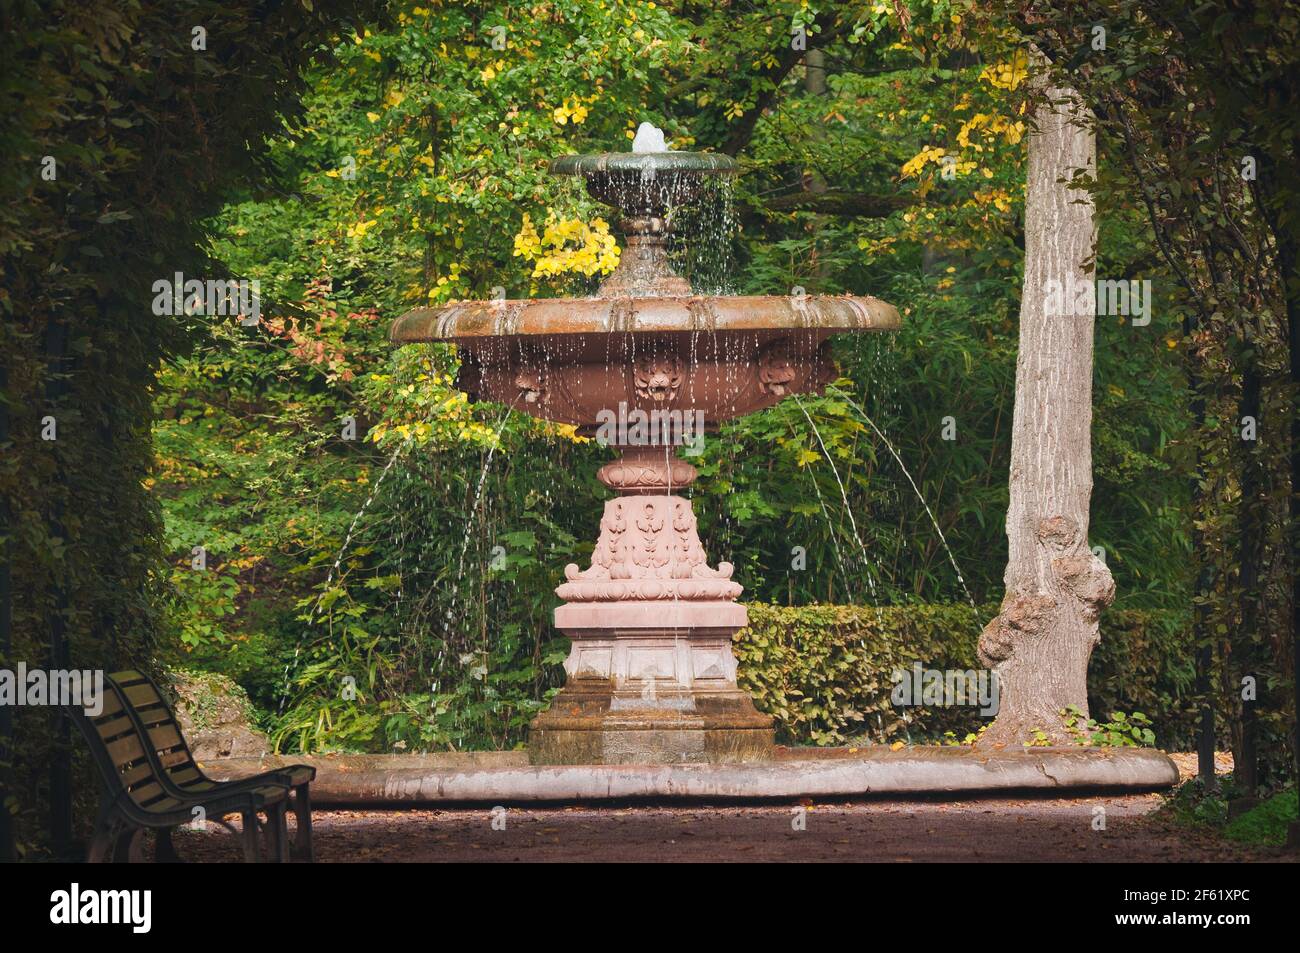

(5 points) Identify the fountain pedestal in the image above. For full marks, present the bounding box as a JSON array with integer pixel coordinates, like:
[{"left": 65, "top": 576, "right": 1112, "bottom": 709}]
[{"left": 529, "top": 448, "right": 775, "bottom": 764}]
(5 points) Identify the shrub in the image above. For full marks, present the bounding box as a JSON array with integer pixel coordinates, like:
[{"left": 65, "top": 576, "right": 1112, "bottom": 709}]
[{"left": 735, "top": 603, "right": 1193, "bottom": 747}]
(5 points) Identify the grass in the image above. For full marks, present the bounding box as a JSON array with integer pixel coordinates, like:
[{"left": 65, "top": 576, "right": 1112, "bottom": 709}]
[
  {"left": 1157, "top": 775, "right": 1297, "bottom": 849},
  {"left": 1223, "top": 789, "right": 1299, "bottom": 847}
]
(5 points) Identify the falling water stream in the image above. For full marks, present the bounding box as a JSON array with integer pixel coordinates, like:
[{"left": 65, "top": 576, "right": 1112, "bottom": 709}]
[
  {"left": 782, "top": 410, "right": 856, "bottom": 598},
  {"left": 828, "top": 383, "right": 977, "bottom": 609},
  {"left": 791, "top": 392, "right": 884, "bottom": 611},
  {"left": 435, "top": 402, "right": 518, "bottom": 690},
  {"left": 277, "top": 394, "right": 518, "bottom": 712},
  {"left": 278, "top": 437, "right": 411, "bottom": 714}
]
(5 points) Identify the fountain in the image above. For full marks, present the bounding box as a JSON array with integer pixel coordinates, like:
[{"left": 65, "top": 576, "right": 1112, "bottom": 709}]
[{"left": 390, "top": 125, "right": 900, "bottom": 764}]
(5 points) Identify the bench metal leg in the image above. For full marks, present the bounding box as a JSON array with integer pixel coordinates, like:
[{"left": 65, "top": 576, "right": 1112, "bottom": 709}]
[
  {"left": 155, "top": 826, "right": 181, "bottom": 862},
  {"left": 264, "top": 803, "right": 289, "bottom": 863},
  {"left": 87, "top": 795, "right": 121, "bottom": 863},
  {"left": 127, "top": 829, "right": 148, "bottom": 863},
  {"left": 87, "top": 821, "right": 120, "bottom": 863},
  {"left": 240, "top": 810, "right": 261, "bottom": 863},
  {"left": 112, "top": 828, "right": 146, "bottom": 863},
  {"left": 291, "top": 784, "right": 313, "bottom": 862}
]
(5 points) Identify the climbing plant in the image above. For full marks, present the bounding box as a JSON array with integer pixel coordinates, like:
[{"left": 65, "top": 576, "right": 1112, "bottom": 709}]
[{"left": 0, "top": 0, "right": 378, "bottom": 857}]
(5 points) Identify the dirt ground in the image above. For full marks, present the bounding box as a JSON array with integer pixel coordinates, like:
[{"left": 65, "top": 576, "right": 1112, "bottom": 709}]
[{"left": 173, "top": 752, "right": 1293, "bottom": 863}]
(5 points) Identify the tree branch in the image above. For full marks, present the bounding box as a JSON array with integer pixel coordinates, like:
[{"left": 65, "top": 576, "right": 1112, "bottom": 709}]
[
  {"left": 721, "top": 13, "right": 852, "bottom": 157},
  {"left": 762, "top": 189, "right": 914, "bottom": 217}
]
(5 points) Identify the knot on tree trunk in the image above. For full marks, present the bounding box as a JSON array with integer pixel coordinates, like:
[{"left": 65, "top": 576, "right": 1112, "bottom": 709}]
[
  {"left": 1039, "top": 514, "right": 1115, "bottom": 625},
  {"left": 978, "top": 515, "right": 1113, "bottom": 669},
  {"left": 1051, "top": 552, "right": 1115, "bottom": 623},
  {"left": 1036, "top": 514, "right": 1081, "bottom": 552},
  {"left": 977, "top": 593, "right": 1055, "bottom": 666}
]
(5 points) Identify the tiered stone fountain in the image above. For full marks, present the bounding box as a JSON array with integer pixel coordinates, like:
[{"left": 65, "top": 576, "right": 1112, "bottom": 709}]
[{"left": 390, "top": 126, "right": 900, "bottom": 764}]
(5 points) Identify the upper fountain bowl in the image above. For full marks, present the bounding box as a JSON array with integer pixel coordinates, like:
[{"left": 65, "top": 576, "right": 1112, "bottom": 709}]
[
  {"left": 550, "top": 151, "right": 736, "bottom": 217},
  {"left": 390, "top": 127, "right": 901, "bottom": 430}
]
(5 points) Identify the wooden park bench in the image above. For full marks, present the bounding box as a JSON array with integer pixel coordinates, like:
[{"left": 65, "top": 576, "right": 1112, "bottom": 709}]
[{"left": 68, "top": 669, "right": 315, "bottom": 862}]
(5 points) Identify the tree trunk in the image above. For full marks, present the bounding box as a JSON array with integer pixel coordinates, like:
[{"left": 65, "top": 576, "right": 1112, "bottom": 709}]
[
  {"left": 1234, "top": 342, "right": 1263, "bottom": 796},
  {"left": 977, "top": 70, "right": 1115, "bottom": 748},
  {"left": 0, "top": 364, "right": 11, "bottom": 863}
]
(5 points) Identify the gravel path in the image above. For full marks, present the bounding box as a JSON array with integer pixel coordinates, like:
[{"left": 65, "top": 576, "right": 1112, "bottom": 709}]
[
  {"left": 171, "top": 752, "right": 1294, "bottom": 863},
  {"left": 173, "top": 791, "right": 1288, "bottom": 863}
]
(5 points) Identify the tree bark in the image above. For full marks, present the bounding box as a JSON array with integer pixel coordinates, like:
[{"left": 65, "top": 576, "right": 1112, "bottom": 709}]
[
  {"left": 1234, "top": 340, "right": 1263, "bottom": 796},
  {"left": 0, "top": 364, "right": 11, "bottom": 863},
  {"left": 976, "top": 69, "right": 1114, "bottom": 748}
]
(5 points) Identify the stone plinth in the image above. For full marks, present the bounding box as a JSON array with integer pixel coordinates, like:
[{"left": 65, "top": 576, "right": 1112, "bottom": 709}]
[
  {"left": 530, "top": 600, "right": 774, "bottom": 764},
  {"left": 529, "top": 481, "right": 775, "bottom": 764}
]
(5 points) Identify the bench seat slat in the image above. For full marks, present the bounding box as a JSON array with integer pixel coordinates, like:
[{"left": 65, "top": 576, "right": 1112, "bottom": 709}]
[
  {"left": 168, "top": 766, "right": 206, "bottom": 785},
  {"left": 119, "top": 761, "right": 156, "bottom": 788}
]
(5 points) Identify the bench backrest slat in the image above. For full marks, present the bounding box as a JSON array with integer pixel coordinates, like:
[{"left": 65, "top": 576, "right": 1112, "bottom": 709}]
[
  {"left": 108, "top": 670, "right": 205, "bottom": 785},
  {"left": 149, "top": 723, "right": 184, "bottom": 751},
  {"left": 93, "top": 714, "right": 135, "bottom": 742},
  {"left": 104, "top": 732, "right": 147, "bottom": 768},
  {"left": 66, "top": 675, "right": 198, "bottom": 814},
  {"left": 98, "top": 691, "right": 124, "bottom": 718}
]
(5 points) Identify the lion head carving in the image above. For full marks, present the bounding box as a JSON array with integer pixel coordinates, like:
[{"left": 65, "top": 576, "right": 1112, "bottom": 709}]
[
  {"left": 757, "top": 340, "right": 798, "bottom": 397},
  {"left": 633, "top": 355, "right": 683, "bottom": 402},
  {"left": 514, "top": 366, "right": 546, "bottom": 404}
]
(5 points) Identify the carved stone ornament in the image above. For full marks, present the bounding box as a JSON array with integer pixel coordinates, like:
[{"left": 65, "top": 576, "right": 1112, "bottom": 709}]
[
  {"left": 758, "top": 337, "right": 837, "bottom": 397},
  {"left": 757, "top": 338, "right": 798, "bottom": 396},
  {"left": 597, "top": 447, "right": 698, "bottom": 493},
  {"left": 633, "top": 355, "right": 684, "bottom": 402},
  {"left": 557, "top": 495, "right": 742, "bottom": 602},
  {"left": 514, "top": 365, "right": 546, "bottom": 404}
]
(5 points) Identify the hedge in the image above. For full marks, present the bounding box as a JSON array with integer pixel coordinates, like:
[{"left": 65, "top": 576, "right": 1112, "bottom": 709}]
[{"left": 734, "top": 603, "right": 1196, "bottom": 747}]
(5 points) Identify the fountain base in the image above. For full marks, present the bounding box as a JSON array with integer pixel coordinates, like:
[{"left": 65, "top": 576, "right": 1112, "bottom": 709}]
[
  {"left": 528, "top": 468, "right": 777, "bottom": 764},
  {"left": 529, "top": 584, "right": 774, "bottom": 764}
]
